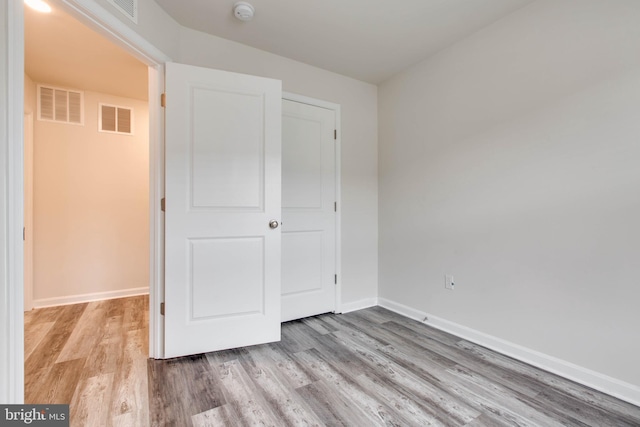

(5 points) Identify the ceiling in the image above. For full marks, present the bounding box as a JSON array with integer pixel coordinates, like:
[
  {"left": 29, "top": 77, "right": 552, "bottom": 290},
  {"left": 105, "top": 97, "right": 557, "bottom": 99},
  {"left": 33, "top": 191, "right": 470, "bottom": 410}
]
[
  {"left": 154, "top": 0, "right": 535, "bottom": 84},
  {"left": 24, "top": 0, "right": 535, "bottom": 97},
  {"left": 24, "top": 4, "right": 148, "bottom": 100}
]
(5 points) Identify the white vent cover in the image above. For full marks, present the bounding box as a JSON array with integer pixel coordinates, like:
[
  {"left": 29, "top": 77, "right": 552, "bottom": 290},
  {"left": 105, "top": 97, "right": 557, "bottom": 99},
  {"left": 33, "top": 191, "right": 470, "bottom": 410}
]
[
  {"left": 99, "top": 103, "right": 134, "bottom": 135},
  {"left": 107, "top": 0, "right": 138, "bottom": 23},
  {"left": 37, "top": 85, "right": 84, "bottom": 125}
]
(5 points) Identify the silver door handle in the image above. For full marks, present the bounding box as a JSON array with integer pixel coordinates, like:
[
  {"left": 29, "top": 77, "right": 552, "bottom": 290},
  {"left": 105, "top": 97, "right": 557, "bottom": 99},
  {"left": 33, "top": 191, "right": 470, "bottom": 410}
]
[{"left": 269, "top": 220, "right": 279, "bottom": 229}]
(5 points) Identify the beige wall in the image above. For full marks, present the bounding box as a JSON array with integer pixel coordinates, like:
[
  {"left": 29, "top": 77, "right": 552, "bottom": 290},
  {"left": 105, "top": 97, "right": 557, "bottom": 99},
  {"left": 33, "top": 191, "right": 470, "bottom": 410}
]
[
  {"left": 24, "top": 73, "right": 36, "bottom": 114},
  {"left": 379, "top": 0, "right": 640, "bottom": 391},
  {"left": 178, "top": 27, "right": 379, "bottom": 307},
  {"left": 32, "top": 89, "right": 149, "bottom": 304}
]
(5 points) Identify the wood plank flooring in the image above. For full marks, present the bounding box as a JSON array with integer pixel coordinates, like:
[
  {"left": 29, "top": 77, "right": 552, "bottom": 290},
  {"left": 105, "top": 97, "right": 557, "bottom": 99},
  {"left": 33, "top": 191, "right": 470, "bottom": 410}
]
[
  {"left": 26, "top": 297, "right": 640, "bottom": 426},
  {"left": 150, "top": 307, "right": 640, "bottom": 427},
  {"left": 25, "top": 295, "right": 149, "bottom": 426}
]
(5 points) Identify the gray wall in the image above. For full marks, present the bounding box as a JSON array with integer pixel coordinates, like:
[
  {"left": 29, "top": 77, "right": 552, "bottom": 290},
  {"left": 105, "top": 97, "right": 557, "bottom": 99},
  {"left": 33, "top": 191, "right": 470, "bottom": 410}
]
[{"left": 378, "top": 0, "right": 640, "bottom": 388}]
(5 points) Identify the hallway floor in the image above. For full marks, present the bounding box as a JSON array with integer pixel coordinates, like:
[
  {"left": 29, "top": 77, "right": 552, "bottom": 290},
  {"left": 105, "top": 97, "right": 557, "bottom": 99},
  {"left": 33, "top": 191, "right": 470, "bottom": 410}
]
[{"left": 25, "top": 295, "right": 149, "bottom": 426}]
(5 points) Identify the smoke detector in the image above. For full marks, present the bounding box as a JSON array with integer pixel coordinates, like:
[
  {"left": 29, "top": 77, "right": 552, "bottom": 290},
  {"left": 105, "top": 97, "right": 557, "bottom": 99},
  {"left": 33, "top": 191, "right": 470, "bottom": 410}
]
[{"left": 234, "top": 2, "right": 255, "bottom": 21}]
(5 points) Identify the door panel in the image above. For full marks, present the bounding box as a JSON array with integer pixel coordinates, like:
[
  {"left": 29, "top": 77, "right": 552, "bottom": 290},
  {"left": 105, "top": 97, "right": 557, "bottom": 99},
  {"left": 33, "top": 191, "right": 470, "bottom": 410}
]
[
  {"left": 164, "top": 62, "right": 282, "bottom": 358},
  {"left": 191, "top": 89, "right": 264, "bottom": 209},
  {"left": 282, "top": 231, "right": 323, "bottom": 295},
  {"left": 281, "top": 99, "right": 336, "bottom": 322},
  {"left": 282, "top": 115, "right": 323, "bottom": 208},
  {"left": 190, "top": 237, "right": 264, "bottom": 319}
]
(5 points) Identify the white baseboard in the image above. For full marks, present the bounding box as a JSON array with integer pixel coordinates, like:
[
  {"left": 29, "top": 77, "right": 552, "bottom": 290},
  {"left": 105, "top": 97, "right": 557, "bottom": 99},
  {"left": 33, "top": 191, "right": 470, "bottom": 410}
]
[
  {"left": 339, "top": 297, "right": 378, "bottom": 314},
  {"left": 32, "top": 287, "right": 149, "bottom": 309},
  {"left": 378, "top": 297, "right": 640, "bottom": 407}
]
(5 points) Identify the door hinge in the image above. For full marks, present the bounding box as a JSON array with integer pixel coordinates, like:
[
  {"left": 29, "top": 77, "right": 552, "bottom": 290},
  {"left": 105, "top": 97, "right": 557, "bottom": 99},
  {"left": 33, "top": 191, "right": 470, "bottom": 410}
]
[
  {"left": 160, "top": 302, "right": 165, "bottom": 315},
  {"left": 161, "top": 197, "right": 166, "bottom": 212},
  {"left": 23, "top": 227, "right": 25, "bottom": 241},
  {"left": 334, "top": 129, "right": 337, "bottom": 140},
  {"left": 161, "top": 93, "right": 166, "bottom": 107},
  {"left": 334, "top": 274, "right": 338, "bottom": 285},
  {"left": 334, "top": 202, "right": 337, "bottom": 212}
]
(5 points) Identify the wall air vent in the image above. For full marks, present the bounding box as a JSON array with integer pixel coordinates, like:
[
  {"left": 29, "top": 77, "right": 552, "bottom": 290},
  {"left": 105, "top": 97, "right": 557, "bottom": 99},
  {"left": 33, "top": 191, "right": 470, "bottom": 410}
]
[
  {"left": 99, "top": 103, "right": 134, "bottom": 135},
  {"left": 107, "top": 0, "right": 138, "bottom": 23},
  {"left": 37, "top": 85, "right": 84, "bottom": 125}
]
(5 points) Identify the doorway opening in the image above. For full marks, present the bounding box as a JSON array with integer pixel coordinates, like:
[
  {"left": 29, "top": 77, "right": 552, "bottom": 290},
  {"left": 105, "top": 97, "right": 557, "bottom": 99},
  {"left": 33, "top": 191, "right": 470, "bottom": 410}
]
[
  {"left": 23, "top": 0, "right": 150, "bottom": 405},
  {"left": 24, "top": 4, "right": 150, "bottom": 311},
  {"left": 7, "top": 0, "right": 167, "bottom": 403}
]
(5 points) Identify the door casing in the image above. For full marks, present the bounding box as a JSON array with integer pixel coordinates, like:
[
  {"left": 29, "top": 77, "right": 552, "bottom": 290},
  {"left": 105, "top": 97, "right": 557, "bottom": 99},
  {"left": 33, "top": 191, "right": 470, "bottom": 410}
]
[
  {"left": 23, "top": 112, "right": 33, "bottom": 312},
  {"left": 7, "top": 0, "right": 170, "bottom": 402}
]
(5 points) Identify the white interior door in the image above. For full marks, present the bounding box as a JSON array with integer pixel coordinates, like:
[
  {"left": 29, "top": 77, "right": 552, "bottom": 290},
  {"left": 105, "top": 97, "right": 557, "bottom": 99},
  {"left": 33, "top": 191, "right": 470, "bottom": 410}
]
[
  {"left": 164, "top": 62, "right": 282, "bottom": 358},
  {"left": 281, "top": 99, "right": 336, "bottom": 322}
]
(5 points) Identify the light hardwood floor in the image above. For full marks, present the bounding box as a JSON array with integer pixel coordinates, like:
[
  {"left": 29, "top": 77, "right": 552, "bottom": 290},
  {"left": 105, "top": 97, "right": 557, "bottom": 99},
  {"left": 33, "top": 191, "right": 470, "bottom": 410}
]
[
  {"left": 25, "top": 295, "right": 149, "bottom": 426},
  {"left": 26, "top": 296, "right": 640, "bottom": 426}
]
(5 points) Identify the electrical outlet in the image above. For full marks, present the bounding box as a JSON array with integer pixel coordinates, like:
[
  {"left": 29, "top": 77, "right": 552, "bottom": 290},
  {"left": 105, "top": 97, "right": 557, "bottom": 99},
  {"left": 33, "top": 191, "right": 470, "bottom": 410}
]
[{"left": 445, "top": 275, "right": 454, "bottom": 290}]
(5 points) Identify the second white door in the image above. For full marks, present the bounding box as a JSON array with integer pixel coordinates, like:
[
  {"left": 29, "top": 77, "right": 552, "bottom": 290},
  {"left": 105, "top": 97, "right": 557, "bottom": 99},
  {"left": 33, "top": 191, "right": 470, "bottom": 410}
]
[{"left": 281, "top": 99, "right": 337, "bottom": 322}]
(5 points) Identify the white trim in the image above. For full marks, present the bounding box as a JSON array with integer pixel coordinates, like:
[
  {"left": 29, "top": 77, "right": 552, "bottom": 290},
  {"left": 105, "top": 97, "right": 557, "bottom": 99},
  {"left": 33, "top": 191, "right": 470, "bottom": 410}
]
[
  {"left": 282, "top": 92, "right": 339, "bottom": 112},
  {"left": 377, "top": 298, "right": 425, "bottom": 321},
  {"left": 334, "top": 109, "right": 342, "bottom": 315},
  {"left": 339, "top": 297, "right": 378, "bottom": 314},
  {"left": 378, "top": 297, "right": 640, "bottom": 407},
  {"left": 148, "top": 64, "right": 165, "bottom": 359},
  {"left": 282, "top": 92, "right": 343, "bottom": 317},
  {"left": 23, "top": 112, "right": 33, "bottom": 312},
  {"left": 5, "top": 0, "right": 26, "bottom": 404},
  {"left": 32, "top": 287, "right": 149, "bottom": 309}
]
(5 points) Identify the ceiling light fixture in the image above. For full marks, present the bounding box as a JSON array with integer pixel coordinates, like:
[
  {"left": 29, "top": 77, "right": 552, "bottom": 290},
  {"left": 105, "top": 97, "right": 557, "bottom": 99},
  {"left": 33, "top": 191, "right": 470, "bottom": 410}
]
[
  {"left": 24, "top": 0, "right": 52, "bottom": 13},
  {"left": 233, "top": 2, "right": 255, "bottom": 22}
]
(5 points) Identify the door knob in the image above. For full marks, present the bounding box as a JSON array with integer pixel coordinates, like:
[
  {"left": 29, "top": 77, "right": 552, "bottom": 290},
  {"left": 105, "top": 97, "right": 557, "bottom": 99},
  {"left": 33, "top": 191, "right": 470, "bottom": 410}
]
[{"left": 269, "top": 220, "right": 279, "bottom": 229}]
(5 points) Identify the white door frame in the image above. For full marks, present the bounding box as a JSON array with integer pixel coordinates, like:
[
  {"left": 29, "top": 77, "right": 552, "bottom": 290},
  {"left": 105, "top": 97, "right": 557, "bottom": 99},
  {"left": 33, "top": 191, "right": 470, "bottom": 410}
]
[
  {"left": 6, "top": 0, "right": 170, "bottom": 402},
  {"left": 23, "top": 111, "right": 33, "bottom": 312},
  {"left": 282, "top": 92, "right": 342, "bottom": 314}
]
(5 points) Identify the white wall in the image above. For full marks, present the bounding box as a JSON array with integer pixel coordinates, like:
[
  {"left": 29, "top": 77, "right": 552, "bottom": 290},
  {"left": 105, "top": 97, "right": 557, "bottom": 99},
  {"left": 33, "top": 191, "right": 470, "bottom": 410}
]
[
  {"left": 32, "top": 89, "right": 149, "bottom": 305},
  {"left": 178, "top": 27, "right": 379, "bottom": 307},
  {"left": 379, "top": 0, "right": 640, "bottom": 397},
  {"left": 91, "top": 0, "right": 180, "bottom": 59}
]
